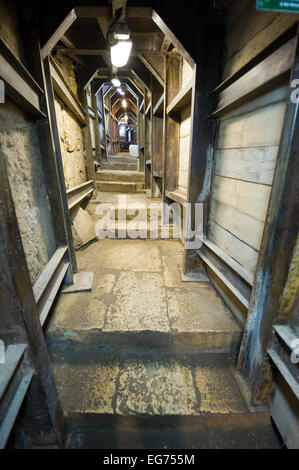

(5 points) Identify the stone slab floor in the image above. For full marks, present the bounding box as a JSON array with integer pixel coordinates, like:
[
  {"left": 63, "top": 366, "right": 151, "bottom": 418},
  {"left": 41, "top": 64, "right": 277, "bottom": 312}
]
[
  {"left": 47, "top": 239, "right": 241, "bottom": 350},
  {"left": 45, "top": 239, "right": 281, "bottom": 449}
]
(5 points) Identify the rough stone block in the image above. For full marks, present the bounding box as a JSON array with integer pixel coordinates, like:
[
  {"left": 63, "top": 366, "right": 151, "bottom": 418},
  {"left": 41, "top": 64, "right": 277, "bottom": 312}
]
[{"left": 71, "top": 206, "right": 96, "bottom": 249}]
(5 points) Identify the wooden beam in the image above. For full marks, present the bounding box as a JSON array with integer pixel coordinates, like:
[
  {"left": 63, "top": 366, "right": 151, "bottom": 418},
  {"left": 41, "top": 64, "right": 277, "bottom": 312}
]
[
  {"left": 0, "top": 152, "right": 66, "bottom": 446},
  {"left": 152, "top": 10, "right": 195, "bottom": 68},
  {"left": 237, "top": 33, "right": 299, "bottom": 404},
  {"left": 161, "top": 35, "right": 171, "bottom": 54},
  {"left": 43, "top": 57, "right": 78, "bottom": 272},
  {"left": 137, "top": 53, "right": 165, "bottom": 86},
  {"left": 0, "top": 37, "right": 45, "bottom": 117},
  {"left": 41, "top": 9, "right": 77, "bottom": 60},
  {"left": 212, "top": 36, "right": 297, "bottom": 117},
  {"left": 186, "top": 19, "right": 224, "bottom": 276}
]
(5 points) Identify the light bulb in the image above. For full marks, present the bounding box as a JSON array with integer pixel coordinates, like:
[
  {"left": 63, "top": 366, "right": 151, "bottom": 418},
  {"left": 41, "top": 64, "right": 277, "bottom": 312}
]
[
  {"left": 117, "top": 88, "right": 125, "bottom": 96},
  {"left": 115, "top": 33, "right": 130, "bottom": 40},
  {"left": 122, "top": 99, "right": 127, "bottom": 107},
  {"left": 110, "top": 40, "right": 132, "bottom": 68},
  {"left": 111, "top": 77, "right": 121, "bottom": 87}
]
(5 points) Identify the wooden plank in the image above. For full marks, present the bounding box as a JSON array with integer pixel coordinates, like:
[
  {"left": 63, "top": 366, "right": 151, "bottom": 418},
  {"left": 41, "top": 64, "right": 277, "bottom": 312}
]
[
  {"left": 203, "top": 237, "right": 254, "bottom": 285},
  {"left": 152, "top": 10, "right": 195, "bottom": 67},
  {"left": 198, "top": 249, "right": 250, "bottom": 309},
  {"left": 209, "top": 199, "right": 265, "bottom": 251},
  {"left": 0, "top": 369, "right": 34, "bottom": 449},
  {"left": 217, "top": 100, "right": 287, "bottom": 149},
  {"left": 212, "top": 175, "right": 271, "bottom": 222},
  {"left": 165, "top": 189, "right": 187, "bottom": 205},
  {"left": 43, "top": 57, "right": 77, "bottom": 273},
  {"left": 179, "top": 136, "right": 190, "bottom": 171},
  {"left": 50, "top": 58, "right": 85, "bottom": 124},
  {"left": 212, "top": 36, "right": 297, "bottom": 117},
  {"left": 41, "top": 9, "right": 77, "bottom": 60},
  {"left": 214, "top": 146, "right": 278, "bottom": 185},
  {"left": 182, "top": 58, "right": 193, "bottom": 86},
  {"left": 0, "top": 38, "right": 44, "bottom": 117},
  {"left": 271, "top": 379, "right": 299, "bottom": 449},
  {"left": 0, "top": 345, "right": 26, "bottom": 399},
  {"left": 75, "top": 6, "right": 153, "bottom": 19},
  {"left": 268, "top": 348, "right": 299, "bottom": 401},
  {"left": 138, "top": 53, "right": 165, "bottom": 86},
  {"left": 0, "top": 37, "right": 43, "bottom": 94},
  {"left": 152, "top": 115, "right": 163, "bottom": 174},
  {"left": 153, "top": 92, "right": 164, "bottom": 116},
  {"left": 178, "top": 170, "right": 189, "bottom": 189},
  {"left": 145, "top": 101, "right": 151, "bottom": 116},
  {"left": 161, "top": 35, "right": 171, "bottom": 54},
  {"left": 219, "top": 85, "right": 288, "bottom": 121},
  {"left": 68, "top": 188, "right": 94, "bottom": 210},
  {"left": 208, "top": 221, "right": 259, "bottom": 275},
  {"left": 39, "top": 263, "right": 69, "bottom": 327},
  {"left": 237, "top": 35, "right": 299, "bottom": 401},
  {"left": 166, "top": 77, "right": 193, "bottom": 114},
  {"left": 0, "top": 152, "right": 66, "bottom": 445},
  {"left": 33, "top": 246, "right": 68, "bottom": 304},
  {"left": 274, "top": 325, "right": 299, "bottom": 351},
  {"left": 66, "top": 180, "right": 94, "bottom": 195}
]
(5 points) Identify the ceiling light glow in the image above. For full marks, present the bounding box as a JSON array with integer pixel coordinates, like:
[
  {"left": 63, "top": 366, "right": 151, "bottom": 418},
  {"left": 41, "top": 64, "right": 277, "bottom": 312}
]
[
  {"left": 111, "top": 77, "right": 121, "bottom": 87},
  {"left": 111, "top": 40, "right": 132, "bottom": 68}
]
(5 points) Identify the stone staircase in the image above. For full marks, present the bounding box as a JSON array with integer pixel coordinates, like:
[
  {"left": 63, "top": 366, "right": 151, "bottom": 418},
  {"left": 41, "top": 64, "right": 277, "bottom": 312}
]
[
  {"left": 96, "top": 155, "right": 144, "bottom": 193},
  {"left": 45, "top": 239, "right": 281, "bottom": 449},
  {"left": 86, "top": 192, "right": 180, "bottom": 240}
]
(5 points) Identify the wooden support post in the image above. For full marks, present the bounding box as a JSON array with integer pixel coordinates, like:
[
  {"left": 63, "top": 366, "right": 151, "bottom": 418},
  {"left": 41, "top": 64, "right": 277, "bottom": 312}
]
[
  {"left": 237, "top": 33, "right": 299, "bottom": 405},
  {"left": 18, "top": 6, "right": 73, "bottom": 255},
  {"left": 91, "top": 83, "right": 102, "bottom": 163},
  {"left": 0, "top": 154, "right": 65, "bottom": 446},
  {"left": 43, "top": 57, "right": 77, "bottom": 273},
  {"left": 185, "top": 20, "right": 224, "bottom": 274}
]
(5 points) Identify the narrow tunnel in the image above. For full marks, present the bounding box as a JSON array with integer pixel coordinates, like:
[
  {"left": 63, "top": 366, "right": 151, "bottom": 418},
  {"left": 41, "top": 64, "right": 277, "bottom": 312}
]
[{"left": 0, "top": 0, "right": 299, "bottom": 451}]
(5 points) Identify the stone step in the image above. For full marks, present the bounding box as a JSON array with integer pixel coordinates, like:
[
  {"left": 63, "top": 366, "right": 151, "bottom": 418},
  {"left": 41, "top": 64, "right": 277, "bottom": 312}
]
[
  {"left": 101, "top": 161, "right": 138, "bottom": 171},
  {"left": 87, "top": 201, "right": 163, "bottom": 220},
  {"left": 46, "top": 243, "right": 242, "bottom": 354},
  {"left": 96, "top": 181, "right": 144, "bottom": 193},
  {"left": 96, "top": 170, "right": 144, "bottom": 183},
  {"left": 49, "top": 351, "right": 280, "bottom": 449},
  {"left": 66, "top": 423, "right": 281, "bottom": 449},
  {"left": 108, "top": 155, "right": 139, "bottom": 164},
  {"left": 94, "top": 220, "right": 180, "bottom": 240}
]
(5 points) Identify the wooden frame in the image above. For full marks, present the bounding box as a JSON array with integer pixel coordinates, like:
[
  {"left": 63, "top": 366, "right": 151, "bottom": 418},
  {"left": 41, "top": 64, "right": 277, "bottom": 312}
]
[{"left": 237, "top": 31, "right": 299, "bottom": 403}]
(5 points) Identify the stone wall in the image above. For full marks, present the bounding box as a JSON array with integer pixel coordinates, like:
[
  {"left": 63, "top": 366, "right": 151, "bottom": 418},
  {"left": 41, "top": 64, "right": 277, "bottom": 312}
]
[
  {"left": 223, "top": 0, "right": 297, "bottom": 80},
  {"left": 0, "top": 100, "right": 56, "bottom": 284},
  {"left": 53, "top": 55, "right": 87, "bottom": 190},
  {"left": 54, "top": 96, "right": 86, "bottom": 189}
]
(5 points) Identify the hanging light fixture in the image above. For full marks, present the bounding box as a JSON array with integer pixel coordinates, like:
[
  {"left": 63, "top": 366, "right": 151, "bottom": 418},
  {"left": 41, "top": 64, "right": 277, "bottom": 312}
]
[
  {"left": 122, "top": 99, "right": 127, "bottom": 108},
  {"left": 111, "top": 39, "right": 132, "bottom": 68},
  {"left": 111, "top": 76, "right": 121, "bottom": 87},
  {"left": 117, "top": 88, "right": 125, "bottom": 96},
  {"left": 106, "top": 4, "right": 132, "bottom": 68}
]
